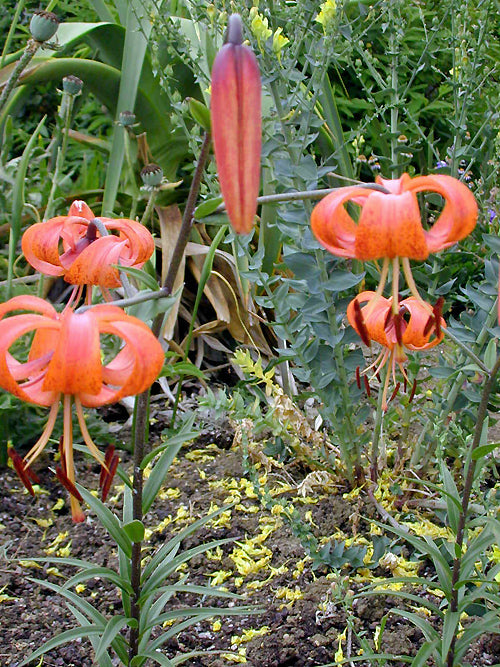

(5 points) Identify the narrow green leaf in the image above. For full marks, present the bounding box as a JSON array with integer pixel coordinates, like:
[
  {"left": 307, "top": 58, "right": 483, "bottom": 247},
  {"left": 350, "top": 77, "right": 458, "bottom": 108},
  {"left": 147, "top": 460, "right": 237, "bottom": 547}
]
[
  {"left": 78, "top": 485, "right": 132, "bottom": 558},
  {"left": 142, "top": 440, "right": 185, "bottom": 513},
  {"left": 441, "top": 611, "right": 460, "bottom": 660},
  {"left": 102, "top": 0, "right": 153, "bottom": 214},
  {"left": 147, "top": 607, "right": 261, "bottom": 651},
  {"left": 87, "top": 0, "right": 116, "bottom": 22},
  {"left": 319, "top": 74, "right": 354, "bottom": 181},
  {"left": 8, "top": 115, "right": 46, "bottom": 296},
  {"left": 115, "top": 266, "right": 160, "bottom": 291},
  {"left": 64, "top": 566, "right": 133, "bottom": 595},
  {"left": 19, "top": 626, "right": 102, "bottom": 666},
  {"left": 95, "top": 616, "right": 131, "bottom": 660},
  {"left": 131, "top": 651, "right": 174, "bottom": 666},
  {"left": 483, "top": 339, "right": 497, "bottom": 370},
  {"left": 141, "top": 428, "right": 200, "bottom": 468},
  {"left": 440, "top": 461, "right": 460, "bottom": 535},
  {"left": 194, "top": 197, "right": 223, "bottom": 219},
  {"left": 471, "top": 442, "right": 499, "bottom": 460},
  {"left": 140, "top": 538, "right": 234, "bottom": 602},
  {"left": 390, "top": 610, "right": 439, "bottom": 643},
  {"left": 410, "top": 639, "right": 440, "bottom": 667},
  {"left": 66, "top": 604, "right": 114, "bottom": 667}
]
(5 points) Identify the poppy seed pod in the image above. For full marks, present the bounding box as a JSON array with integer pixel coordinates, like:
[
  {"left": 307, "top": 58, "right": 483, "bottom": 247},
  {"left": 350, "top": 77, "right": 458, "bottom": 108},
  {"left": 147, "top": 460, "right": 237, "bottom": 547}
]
[
  {"left": 211, "top": 14, "right": 262, "bottom": 234},
  {"left": 29, "top": 10, "right": 59, "bottom": 42}
]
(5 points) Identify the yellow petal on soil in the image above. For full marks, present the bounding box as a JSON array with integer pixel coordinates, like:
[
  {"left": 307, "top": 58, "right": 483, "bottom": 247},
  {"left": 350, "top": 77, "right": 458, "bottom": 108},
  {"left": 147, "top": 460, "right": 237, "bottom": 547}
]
[{"left": 33, "top": 518, "right": 53, "bottom": 528}]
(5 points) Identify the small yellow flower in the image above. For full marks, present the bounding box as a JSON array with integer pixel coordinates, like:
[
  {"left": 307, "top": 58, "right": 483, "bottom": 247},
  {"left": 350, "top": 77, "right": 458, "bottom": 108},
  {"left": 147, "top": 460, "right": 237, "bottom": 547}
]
[
  {"left": 250, "top": 7, "right": 272, "bottom": 49},
  {"left": 272, "top": 28, "right": 289, "bottom": 61},
  {"left": 316, "top": 0, "right": 337, "bottom": 32}
]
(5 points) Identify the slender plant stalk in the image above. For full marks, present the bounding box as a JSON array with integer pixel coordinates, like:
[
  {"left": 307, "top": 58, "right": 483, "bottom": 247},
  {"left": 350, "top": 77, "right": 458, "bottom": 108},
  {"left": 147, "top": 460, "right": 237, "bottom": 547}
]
[
  {"left": 411, "top": 297, "right": 498, "bottom": 467},
  {"left": 370, "top": 364, "right": 387, "bottom": 482},
  {"left": 127, "top": 132, "right": 211, "bottom": 660},
  {"left": 0, "top": 0, "right": 26, "bottom": 69},
  {"left": 139, "top": 188, "right": 157, "bottom": 227},
  {"left": 0, "top": 39, "right": 39, "bottom": 115},
  {"left": 446, "top": 353, "right": 500, "bottom": 666},
  {"left": 44, "top": 94, "right": 76, "bottom": 221}
]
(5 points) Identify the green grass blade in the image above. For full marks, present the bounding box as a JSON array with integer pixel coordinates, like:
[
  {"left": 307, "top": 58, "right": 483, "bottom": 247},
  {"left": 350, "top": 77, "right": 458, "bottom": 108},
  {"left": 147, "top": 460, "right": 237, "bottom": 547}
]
[
  {"left": 102, "top": 0, "right": 153, "bottom": 214},
  {"left": 8, "top": 115, "right": 46, "bottom": 297}
]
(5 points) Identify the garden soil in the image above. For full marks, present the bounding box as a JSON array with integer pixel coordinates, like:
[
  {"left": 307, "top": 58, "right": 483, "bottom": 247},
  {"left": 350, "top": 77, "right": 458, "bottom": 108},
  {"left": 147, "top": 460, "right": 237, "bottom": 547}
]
[{"left": 0, "top": 416, "right": 499, "bottom": 667}]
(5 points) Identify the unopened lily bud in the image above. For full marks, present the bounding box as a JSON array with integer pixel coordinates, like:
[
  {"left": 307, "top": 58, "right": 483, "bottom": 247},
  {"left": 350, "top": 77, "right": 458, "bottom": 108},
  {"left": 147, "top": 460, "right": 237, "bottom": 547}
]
[
  {"left": 30, "top": 10, "right": 59, "bottom": 42},
  {"left": 211, "top": 14, "right": 261, "bottom": 235}
]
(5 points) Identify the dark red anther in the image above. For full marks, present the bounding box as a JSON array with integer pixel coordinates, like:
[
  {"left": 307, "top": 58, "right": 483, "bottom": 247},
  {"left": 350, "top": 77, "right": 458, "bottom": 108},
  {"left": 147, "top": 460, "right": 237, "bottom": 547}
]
[
  {"left": 423, "top": 314, "right": 435, "bottom": 337},
  {"left": 375, "top": 371, "right": 381, "bottom": 382},
  {"left": 100, "top": 453, "right": 119, "bottom": 502},
  {"left": 99, "top": 444, "right": 116, "bottom": 488},
  {"left": 433, "top": 297, "right": 444, "bottom": 338},
  {"left": 408, "top": 379, "right": 418, "bottom": 403},
  {"left": 58, "top": 435, "right": 67, "bottom": 474},
  {"left": 355, "top": 366, "right": 361, "bottom": 389},
  {"left": 363, "top": 374, "right": 371, "bottom": 397},
  {"left": 353, "top": 299, "right": 371, "bottom": 347},
  {"left": 55, "top": 466, "right": 83, "bottom": 501},
  {"left": 389, "top": 382, "right": 401, "bottom": 403},
  {"left": 8, "top": 448, "right": 39, "bottom": 495},
  {"left": 403, "top": 375, "right": 408, "bottom": 393}
]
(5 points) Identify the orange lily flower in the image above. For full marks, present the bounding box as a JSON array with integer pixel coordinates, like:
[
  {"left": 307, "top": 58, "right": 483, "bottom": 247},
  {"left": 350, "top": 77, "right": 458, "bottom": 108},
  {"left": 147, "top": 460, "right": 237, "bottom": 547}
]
[
  {"left": 211, "top": 14, "right": 261, "bottom": 234},
  {"left": 22, "top": 200, "right": 154, "bottom": 290},
  {"left": 347, "top": 291, "right": 446, "bottom": 410},
  {"left": 0, "top": 295, "right": 164, "bottom": 521},
  {"left": 311, "top": 173, "right": 478, "bottom": 301}
]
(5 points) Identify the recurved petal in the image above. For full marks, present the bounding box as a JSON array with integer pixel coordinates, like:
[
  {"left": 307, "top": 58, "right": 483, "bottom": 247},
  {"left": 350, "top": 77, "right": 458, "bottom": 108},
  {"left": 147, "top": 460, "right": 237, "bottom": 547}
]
[
  {"left": 409, "top": 175, "right": 478, "bottom": 252},
  {"left": 0, "top": 315, "right": 59, "bottom": 405},
  {"left": 103, "top": 220, "right": 155, "bottom": 263},
  {"left": 21, "top": 218, "right": 67, "bottom": 276},
  {"left": 42, "top": 309, "right": 103, "bottom": 395},
  {"left": 311, "top": 187, "right": 371, "bottom": 258},
  {"left": 76, "top": 306, "right": 163, "bottom": 406},
  {"left": 401, "top": 297, "right": 446, "bottom": 350},
  {"left": 0, "top": 295, "right": 57, "bottom": 321},
  {"left": 100, "top": 318, "right": 164, "bottom": 395}
]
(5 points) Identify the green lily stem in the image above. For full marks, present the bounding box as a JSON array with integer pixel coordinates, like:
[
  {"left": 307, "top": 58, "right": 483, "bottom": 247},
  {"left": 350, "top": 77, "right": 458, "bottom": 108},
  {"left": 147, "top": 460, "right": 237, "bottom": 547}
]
[
  {"left": 127, "top": 132, "right": 211, "bottom": 660},
  {"left": 446, "top": 352, "right": 500, "bottom": 667},
  {"left": 0, "top": 38, "right": 39, "bottom": 115},
  {"left": 370, "top": 364, "right": 387, "bottom": 483}
]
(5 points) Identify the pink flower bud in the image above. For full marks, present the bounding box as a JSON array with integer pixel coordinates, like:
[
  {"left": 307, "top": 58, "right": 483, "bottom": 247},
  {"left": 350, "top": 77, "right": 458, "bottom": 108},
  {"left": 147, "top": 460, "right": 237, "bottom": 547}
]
[{"left": 211, "top": 14, "right": 262, "bottom": 234}]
